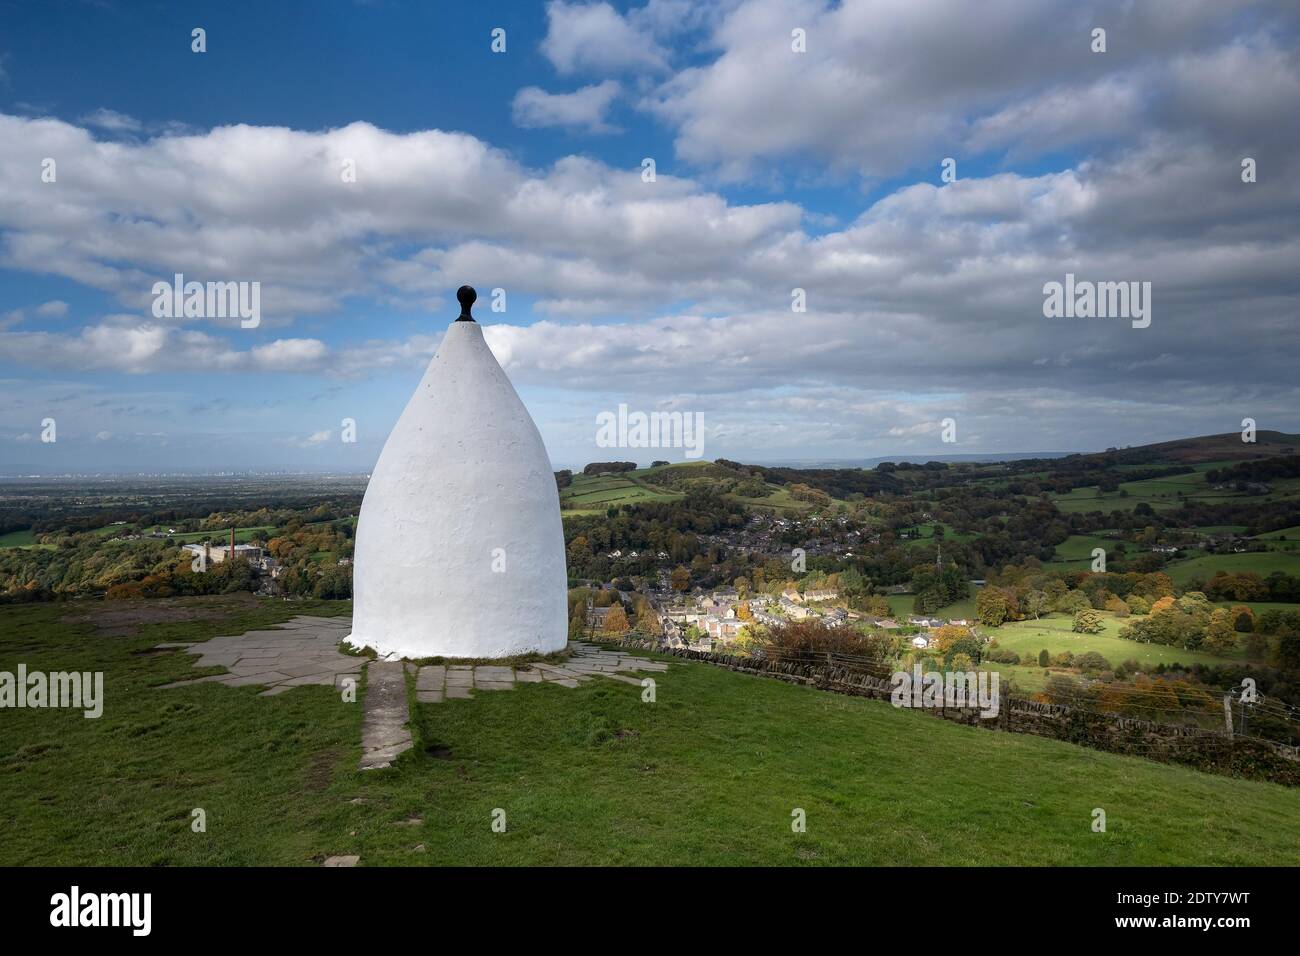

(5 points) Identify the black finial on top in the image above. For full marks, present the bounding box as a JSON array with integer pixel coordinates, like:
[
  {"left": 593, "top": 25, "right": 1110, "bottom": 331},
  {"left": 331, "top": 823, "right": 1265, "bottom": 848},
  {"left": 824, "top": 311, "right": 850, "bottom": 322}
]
[{"left": 455, "top": 285, "right": 477, "bottom": 322}]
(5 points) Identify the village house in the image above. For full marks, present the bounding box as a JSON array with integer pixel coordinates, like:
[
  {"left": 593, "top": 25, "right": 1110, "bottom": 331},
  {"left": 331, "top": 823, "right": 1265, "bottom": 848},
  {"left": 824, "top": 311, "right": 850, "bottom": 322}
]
[{"left": 779, "top": 598, "right": 811, "bottom": 620}]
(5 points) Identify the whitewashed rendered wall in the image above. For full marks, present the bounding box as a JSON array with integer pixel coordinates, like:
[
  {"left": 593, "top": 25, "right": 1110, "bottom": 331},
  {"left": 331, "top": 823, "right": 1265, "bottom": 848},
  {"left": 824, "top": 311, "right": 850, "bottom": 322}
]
[{"left": 348, "top": 320, "right": 568, "bottom": 659}]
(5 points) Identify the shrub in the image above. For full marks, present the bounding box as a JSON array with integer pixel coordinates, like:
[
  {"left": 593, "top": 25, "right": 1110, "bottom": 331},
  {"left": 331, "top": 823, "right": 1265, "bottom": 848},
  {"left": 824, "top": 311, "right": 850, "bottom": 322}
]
[
  {"left": 1105, "top": 596, "right": 1131, "bottom": 618},
  {"left": 1075, "top": 651, "right": 1112, "bottom": 673},
  {"left": 947, "top": 653, "right": 974, "bottom": 672},
  {"left": 1072, "top": 608, "right": 1105, "bottom": 634},
  {"left": 944, "top": 637, "right": 983, "bottom": 666},
  {"left": 762, "top": 619, "right": 894, "bottom": 670},
  {"left": 1038, "top": 649, "right": 1050, "bottom": 667}
]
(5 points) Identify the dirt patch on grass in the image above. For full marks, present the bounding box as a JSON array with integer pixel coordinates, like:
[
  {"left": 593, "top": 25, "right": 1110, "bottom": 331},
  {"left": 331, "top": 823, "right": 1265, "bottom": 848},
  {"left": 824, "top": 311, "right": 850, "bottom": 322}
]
[
  {"left": 305, "top": 746, "right": 344, "bottom": 793},
  {"left": 59, "top": 594, "right": 259, "bottom": 637}
]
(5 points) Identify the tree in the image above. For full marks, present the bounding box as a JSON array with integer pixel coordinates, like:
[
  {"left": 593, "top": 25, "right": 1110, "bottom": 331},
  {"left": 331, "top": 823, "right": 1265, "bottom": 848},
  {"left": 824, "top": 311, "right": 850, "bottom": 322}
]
[
  {"left": 1023, "top": 589, "right": 1048, "bottom": 620},
  {"left": 932, "top": 625, "right": 971, "bottom": 654},
  {"left": 1104, "top": 596, "right": 1131, "bottom": 618},
  {"left": 945, "top": 638, "right": 983, "bottom": 666},
  {"left": 1072, "top": 608, "right": 1104, "bottom": 634},
  {"left": 1075, "top": 651, "right": 1112, "bottom": 673},
  {"left": 865, "top": 596, "right": 892, "bottom": 617},
  {"left": 1269, "top": 625, "right": 1300, "bottom": 672},
  {"left": 947, "top": 652, "right": 974, "bottom": 672},
  {"left": 670, "top": 566, "right": 690, "bottom": 592},
  {"left": 1202, "top": 608, "right": 1238, "bottom": 653},
  {"left": 603, "top": 604, "right": 630, "bottom": 634},
  {"left": 976, "top": 587, "right": 1011, "bottom": 627},
  {"left": 568, "top": 604, "right": 587, "bottom": 640},
  {"left": 1038, "top": 648, "right": 1050, "bottom": 668},
  {"left": 1056, "top": 590, "right": 1091, "bottom": 614}
]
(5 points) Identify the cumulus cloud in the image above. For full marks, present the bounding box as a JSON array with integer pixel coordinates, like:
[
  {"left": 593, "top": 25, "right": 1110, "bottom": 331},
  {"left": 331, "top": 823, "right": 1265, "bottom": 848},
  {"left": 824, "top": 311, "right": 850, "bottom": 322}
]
[
  {"left": 512, "top": 80, "right": 622, "bottom": 133},
  {"left": 540, "top": 1, "right": 671, "bottom": 74},
  {"left": 2, "top": 0, "right": 1298, "bottom": 461},
  {"left": 0, "top": 320, "right": 334, "bottom": 375},
  {"left": 646, "top": 0, "right": 1300, "bottom": 179}
]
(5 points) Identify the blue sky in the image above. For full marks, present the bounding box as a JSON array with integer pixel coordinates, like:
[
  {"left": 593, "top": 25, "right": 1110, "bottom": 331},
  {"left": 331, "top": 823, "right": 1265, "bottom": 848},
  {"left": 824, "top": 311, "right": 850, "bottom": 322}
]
[{"left": 1, "top": 0, "right": 1298, "bottom": 472}]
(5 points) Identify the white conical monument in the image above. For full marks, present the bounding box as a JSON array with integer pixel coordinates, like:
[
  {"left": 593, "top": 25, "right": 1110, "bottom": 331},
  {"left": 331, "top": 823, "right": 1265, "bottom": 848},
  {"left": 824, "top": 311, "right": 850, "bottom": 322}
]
[{"left": 347, "top": 286, "right": 568, "bottom": 659}]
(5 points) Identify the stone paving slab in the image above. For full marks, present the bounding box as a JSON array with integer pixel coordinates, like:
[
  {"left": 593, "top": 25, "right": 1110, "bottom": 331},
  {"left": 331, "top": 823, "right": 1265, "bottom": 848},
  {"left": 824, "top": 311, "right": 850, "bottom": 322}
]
[
  {"left": 358, "top": 660, "right": 412, "bottom": 770},
  {"left": 157, "top": 615, "right": 368, "bottom": 697},
  {"left": 603, "top": 673, "right": 646, "bottom": 686},
  {"left": 155, "top": 619, "right": 670, "bottom": 711},
  {"left": 416, "top": 666, "right": 446, "bottom": 690}
]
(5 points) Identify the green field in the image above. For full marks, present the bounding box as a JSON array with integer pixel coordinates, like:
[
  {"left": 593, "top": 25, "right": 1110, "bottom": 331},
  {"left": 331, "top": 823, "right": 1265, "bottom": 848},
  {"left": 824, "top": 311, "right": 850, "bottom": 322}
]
[
  {"left": 985, "top": 612, "right": 1239, "bottom": 676},
  {"left": 559, "top": 472, "right": 685, "bottom": 515},
  {"left": 1045, "top": 534, "right": 1124, "bottom": 570},
  {"left": 140, "top": 524, "right": 276, "bottom": 544},
  {"left": 560, "top": 463, "right": 849, "bottom": 517},
  {"left": 1048, "top": 462, "right": 1300, "bottom": 515},
  {"left": 0, "top": 529, "right": 38, "bottom": 548},
  {"left": 1163, "top": 551, "right": 1300, "bottom": 587},
  {"left": 885, "top": 590, "right": 980, "bottom": 622},
  {"left": 3, "top": 597, "right": 1297, "bottom": 865}
]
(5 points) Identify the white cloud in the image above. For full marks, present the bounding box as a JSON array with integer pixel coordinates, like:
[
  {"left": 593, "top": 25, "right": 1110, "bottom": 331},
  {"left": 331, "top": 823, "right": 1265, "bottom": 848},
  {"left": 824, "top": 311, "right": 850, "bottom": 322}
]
[
  {"left": 646, "top": 0, "right": 1299, "bottom": 180},
  {"left": 513, "top": 80, "right": 622, "bottom": 133},
  {"left": 291, "top": 430, "right": 333, "bottom": 448},
  {"left": 78, "top": 108, "right": 143, "bottom": 133},
  {"left": 540, "top": 1, "right": 670, "bottom": 74}
]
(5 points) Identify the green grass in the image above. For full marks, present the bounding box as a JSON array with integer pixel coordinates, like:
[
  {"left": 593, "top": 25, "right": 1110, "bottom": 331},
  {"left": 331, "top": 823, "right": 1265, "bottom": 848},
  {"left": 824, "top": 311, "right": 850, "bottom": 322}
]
[
  {"left": 982, "top": 613, "right": 1241, "bottom": 692},
  {"left": 559, "top": 473, "right": 684, "bottom": 515},
  {"left": 1047, "top": 462, "right": 1300, "bottom": 515},
  {"left": 2, "top": 597, "right": 1298, "bottom": 865},
  {"left": 559, "top": 465, "right": 850, "bottom": 517},
  {"left": 1045, "top": 534, "right": 1123, "bottom": 569},
  {"left": 885, "top": 590, "right": 980, "bottom": 621},
  {"left": 0, "top": 529, "right": 38, "bottom": 548},
  {"left": 1163, "top": 551, "right": 1300, "bottom": 587},
  {"left": 140, "top": 524, "right": 275, "bottom": 544}
]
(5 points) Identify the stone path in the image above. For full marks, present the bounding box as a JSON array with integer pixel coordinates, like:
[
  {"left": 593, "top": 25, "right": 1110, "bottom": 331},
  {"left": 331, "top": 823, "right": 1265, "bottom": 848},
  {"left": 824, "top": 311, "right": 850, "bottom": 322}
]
[
  {"left": 412, "top": 642, "right": 668, "bottom": 703},
  {"left": 154, "top": 614, "right": 361, "bottom": 697},
  {"left": 358, "top": 661, "right": 413, "bottom": 770},
  {"left": 155, "top": 620, "right": 671, "bottom": 774}
]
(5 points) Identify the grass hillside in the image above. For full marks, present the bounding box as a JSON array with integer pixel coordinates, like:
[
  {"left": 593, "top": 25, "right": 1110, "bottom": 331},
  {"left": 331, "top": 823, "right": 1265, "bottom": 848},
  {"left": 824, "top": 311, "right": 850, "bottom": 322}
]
[
  {"left": 560, "top": 462, "right": 849, "bottom": 516},
  {"left": 2, "top": 598, "right": 1297, "bottom": 866},
  {"left": 1050, "top": 463, "right": 1300, "bottom": 514}
]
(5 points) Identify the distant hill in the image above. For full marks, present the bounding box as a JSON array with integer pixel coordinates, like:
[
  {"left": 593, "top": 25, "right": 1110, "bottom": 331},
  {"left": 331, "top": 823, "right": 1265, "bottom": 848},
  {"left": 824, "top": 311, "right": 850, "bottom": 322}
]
[
  {"left": 754, "top": 452, "right": 1073, "bottom": 468},
  {"left": 559, "top": 431, "right": 1300, "bottom": 516},
  {"left": 1095, "top": 430, "right": 1300, "bottom": 465}
]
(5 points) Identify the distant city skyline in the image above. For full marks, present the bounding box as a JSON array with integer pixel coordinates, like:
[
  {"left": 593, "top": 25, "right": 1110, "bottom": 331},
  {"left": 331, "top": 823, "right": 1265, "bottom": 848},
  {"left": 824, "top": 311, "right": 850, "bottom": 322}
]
[{"left": 2, "top": 1, "right": 1298, "bottom": 471}]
